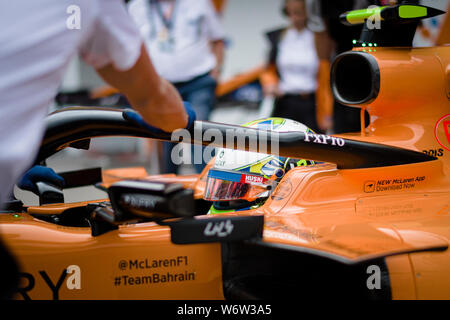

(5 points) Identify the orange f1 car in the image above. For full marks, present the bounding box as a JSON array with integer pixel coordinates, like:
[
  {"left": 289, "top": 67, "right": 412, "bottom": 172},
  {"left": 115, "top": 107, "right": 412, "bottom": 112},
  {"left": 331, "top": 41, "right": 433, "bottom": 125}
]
[{"left": 1, "top": 3, "right": 450, "bottom": 300}]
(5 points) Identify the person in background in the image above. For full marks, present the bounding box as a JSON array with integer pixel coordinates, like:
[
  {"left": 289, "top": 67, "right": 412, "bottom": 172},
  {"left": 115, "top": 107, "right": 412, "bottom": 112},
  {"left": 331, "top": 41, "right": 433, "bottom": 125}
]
[
  {"left": 260, "top": 0, "right": 329, "bottom": 134},
  {"left": 128, "top": 0, "right": 226, "bottom": 174}
]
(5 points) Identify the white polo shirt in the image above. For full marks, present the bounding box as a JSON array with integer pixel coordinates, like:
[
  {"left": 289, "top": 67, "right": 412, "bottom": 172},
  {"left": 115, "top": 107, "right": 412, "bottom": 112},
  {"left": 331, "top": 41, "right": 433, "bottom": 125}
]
[
  {"left": 128, "top": 0, "right": 225, "bottom": 83},
  {"left": 0, "top": 0, "right": 142, "bottom": 203},
  {"left": 276, "top": 27, "right": 319, "bottom": 95}
]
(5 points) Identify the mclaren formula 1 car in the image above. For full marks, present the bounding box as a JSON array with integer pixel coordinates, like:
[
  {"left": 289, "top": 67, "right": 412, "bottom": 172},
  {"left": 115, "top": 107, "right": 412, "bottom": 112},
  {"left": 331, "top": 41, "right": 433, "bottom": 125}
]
[{"left": 1, "top": 3, "right": 450, "bottom": 300}]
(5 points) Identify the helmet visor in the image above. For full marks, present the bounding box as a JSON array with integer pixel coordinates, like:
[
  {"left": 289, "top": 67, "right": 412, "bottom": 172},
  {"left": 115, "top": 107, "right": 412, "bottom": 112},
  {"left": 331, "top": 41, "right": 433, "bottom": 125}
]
[{"left": 203, "top": 169, "right": 276, "bottom": 202}]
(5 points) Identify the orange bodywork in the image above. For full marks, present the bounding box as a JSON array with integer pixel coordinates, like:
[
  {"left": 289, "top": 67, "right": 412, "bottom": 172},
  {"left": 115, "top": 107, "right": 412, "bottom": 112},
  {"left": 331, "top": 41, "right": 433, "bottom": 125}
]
[
  {"left": 1, "top": 45, "right": 450, "bottom": 300},
  {"left": 1, "top": 213, "right": 224, "bottom": 300}
]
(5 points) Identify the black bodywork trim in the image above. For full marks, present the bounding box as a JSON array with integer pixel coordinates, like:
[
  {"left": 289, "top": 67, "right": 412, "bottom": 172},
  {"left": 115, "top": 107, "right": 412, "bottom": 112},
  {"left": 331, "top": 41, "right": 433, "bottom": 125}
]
[
  {"left": 247, "top": 239, "right": 448, "bottom": 265},
  {"left": 221, "top": 241, "right": 392, "bottom": 300},
  {"left": 37, "top": 107, "right": 436, "bottom": 170},
  {"left": 165, "top": 215, "right": 264, "bottom": 245}
]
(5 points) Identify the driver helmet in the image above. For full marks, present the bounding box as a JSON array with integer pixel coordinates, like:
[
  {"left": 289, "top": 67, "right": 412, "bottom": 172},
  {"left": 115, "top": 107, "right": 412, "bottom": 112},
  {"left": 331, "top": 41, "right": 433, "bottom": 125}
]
[{"left": 203, "top": 118, "right": 315, "bottom": 214}]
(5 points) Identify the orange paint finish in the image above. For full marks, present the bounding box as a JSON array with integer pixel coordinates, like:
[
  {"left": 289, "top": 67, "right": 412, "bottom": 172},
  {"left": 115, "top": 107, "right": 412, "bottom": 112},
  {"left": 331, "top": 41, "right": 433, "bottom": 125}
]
[
  {"left": 385, "top": 255, "right": 416, "bottom": 299},
  {"left": 347, "top": 46, "right": 450, "bottom": 175},
  {"left": 1, "top": 213, "right": 224, "bottom": 300},
  {"left": 2, "top": 45, "right": 449, "bottom": 300}
]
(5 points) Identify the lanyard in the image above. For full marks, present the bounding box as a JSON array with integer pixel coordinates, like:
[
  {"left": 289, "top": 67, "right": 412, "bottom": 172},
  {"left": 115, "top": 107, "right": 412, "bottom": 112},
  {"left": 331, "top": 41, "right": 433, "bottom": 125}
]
[{"left": 149, "top": 0, "right": 178, "bottom": 32}]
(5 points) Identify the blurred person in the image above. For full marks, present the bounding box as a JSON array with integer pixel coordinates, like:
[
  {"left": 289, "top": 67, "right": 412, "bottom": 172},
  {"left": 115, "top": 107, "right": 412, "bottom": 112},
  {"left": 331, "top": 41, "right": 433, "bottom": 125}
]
[
  {"left": 264, "top": 0, "right": 400, "bottom": 135},
  {"left": 0, "top": 0, "right": 194, "bottom": 297},
  {"left": 128, "top": 0, "right": 226, "bottom": 174},
  {"left": 261, "top": 0, "right": 325, "bottom": 133},
  {"left": 0, "top": 0, "right": 194, "bottom": 205}
]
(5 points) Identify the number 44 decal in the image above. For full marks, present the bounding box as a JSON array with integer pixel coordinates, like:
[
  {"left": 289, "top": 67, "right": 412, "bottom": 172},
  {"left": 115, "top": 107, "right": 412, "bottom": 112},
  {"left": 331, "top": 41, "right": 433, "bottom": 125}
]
[{"left": 17, "top": 265, "right": 81, "bottom": 300}]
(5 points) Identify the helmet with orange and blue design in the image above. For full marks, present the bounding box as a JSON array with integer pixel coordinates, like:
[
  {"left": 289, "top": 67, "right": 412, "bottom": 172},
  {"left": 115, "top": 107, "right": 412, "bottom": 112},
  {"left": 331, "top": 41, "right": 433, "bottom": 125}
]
[{"left": 203, "top": 118, "right": 315, "bottom": 214}]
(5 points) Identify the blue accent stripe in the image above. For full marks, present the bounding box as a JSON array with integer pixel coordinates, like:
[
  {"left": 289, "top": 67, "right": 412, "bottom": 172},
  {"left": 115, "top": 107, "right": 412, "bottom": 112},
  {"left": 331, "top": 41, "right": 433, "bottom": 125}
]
[{"left": 208, "top": 169, "right": 242, "bottom": 183}]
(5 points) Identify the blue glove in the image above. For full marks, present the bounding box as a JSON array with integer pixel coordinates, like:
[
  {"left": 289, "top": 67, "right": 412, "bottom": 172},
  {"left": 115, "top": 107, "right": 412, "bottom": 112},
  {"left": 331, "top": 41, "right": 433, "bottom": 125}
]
[
  {"left": 123, "top": 101, "right": 196, "bottom": 134},
  {"left": 18, "top": 166, "right": 65, "bottom": 194}
]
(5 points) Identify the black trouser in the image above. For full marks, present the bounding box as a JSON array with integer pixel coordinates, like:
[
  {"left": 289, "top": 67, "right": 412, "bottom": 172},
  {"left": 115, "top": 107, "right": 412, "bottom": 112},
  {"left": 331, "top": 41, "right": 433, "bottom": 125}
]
[{"left": 271, "top": 93, "right": 321, "bottom": 133}]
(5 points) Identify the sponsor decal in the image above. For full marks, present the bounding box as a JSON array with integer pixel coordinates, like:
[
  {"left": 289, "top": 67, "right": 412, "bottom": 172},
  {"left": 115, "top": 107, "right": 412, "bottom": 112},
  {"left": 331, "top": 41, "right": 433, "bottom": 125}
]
[
  {"left": 304, "top": 133, "right": 345, "bottom": 147},
  {"left": 435, "top": 114, "right": 450, "bottom": 151},
  {"left": 358, "top": 202, "right": 423, "bottom": 219},
  {"left": 241, "top": 174, "right": 265, "bottom": 184},
  {"left": 17, "top": 265, "right": 81, "bottom": 300},
  {"left": 364, "top": 176, "right": 425, "bottom": 193},
  {"left": 118, "top": 256, "right": 188, "bottom": 271},
  {"left": 265, "top": 221, "right": 321, "bottom": 243},
  {"left": 114, "top": 255, "right": 195, "bottom": 287},
  {"left": 423, "top": 148, "right": 444, "bottom": 157},
  {"left": 113, "top": 272, "right": 195, "bottom": 287},
  {"left": 122, "top": 194, "right": 156, "bottom": 210},
  {"left": 204, "top": 220, "right": 234, "bottom": 237},
  {"left": 364, "top": 181, "right": 376, "bottom": 193}
]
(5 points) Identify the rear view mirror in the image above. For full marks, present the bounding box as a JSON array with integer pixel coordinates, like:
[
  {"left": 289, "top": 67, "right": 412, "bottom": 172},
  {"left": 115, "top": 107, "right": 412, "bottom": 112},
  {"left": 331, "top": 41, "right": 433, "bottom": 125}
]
[{"left": 107, "top": 180, "right": 196, "bottom": 222}]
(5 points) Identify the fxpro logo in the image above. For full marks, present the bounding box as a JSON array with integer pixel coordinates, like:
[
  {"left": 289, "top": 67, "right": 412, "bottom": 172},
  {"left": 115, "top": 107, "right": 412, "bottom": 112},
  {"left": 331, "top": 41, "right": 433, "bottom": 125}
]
[
  {"left": 304, "top": 133, "right": 345, "bottom": 146},
  {"left": 17, "top": 265, "right": 81, "bottom": 300}
]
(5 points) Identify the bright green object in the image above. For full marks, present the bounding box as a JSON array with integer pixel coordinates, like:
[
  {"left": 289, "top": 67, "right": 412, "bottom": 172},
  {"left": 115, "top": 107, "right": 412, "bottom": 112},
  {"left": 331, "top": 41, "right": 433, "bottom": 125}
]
[
  {"left": 399, "top": 5, "right": 427, "bottom": 18},
  {"left": 209, "top": 206, "right": 236, "bottom": 215},
  {"left": 345, "top": 6, "right": 386, "bottom": 25}
]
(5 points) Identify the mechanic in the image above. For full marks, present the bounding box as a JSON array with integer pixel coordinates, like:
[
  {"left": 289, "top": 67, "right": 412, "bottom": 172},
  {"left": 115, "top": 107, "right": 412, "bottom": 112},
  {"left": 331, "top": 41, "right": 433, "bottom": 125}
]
[
  {"left": 0, "top": 1, "right": 196, "bottom": 202},
  {"left": 261, "top": 0, "right": 331, "bottom": 132},
  {"left": 202, "top": 118, "right": 315, "bottom": 214},
  {"left": 128, "top": 0, "right": 226, "bottom": 174}
]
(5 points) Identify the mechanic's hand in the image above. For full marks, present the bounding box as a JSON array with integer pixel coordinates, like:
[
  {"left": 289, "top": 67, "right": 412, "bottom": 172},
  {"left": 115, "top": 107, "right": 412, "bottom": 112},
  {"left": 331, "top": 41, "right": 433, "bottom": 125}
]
[
  {"left": 123, "top": 101, "right": 196, "bottom": 134},
  {"left": 18, "top": 165, "right": 65, "bottom": 194}
]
